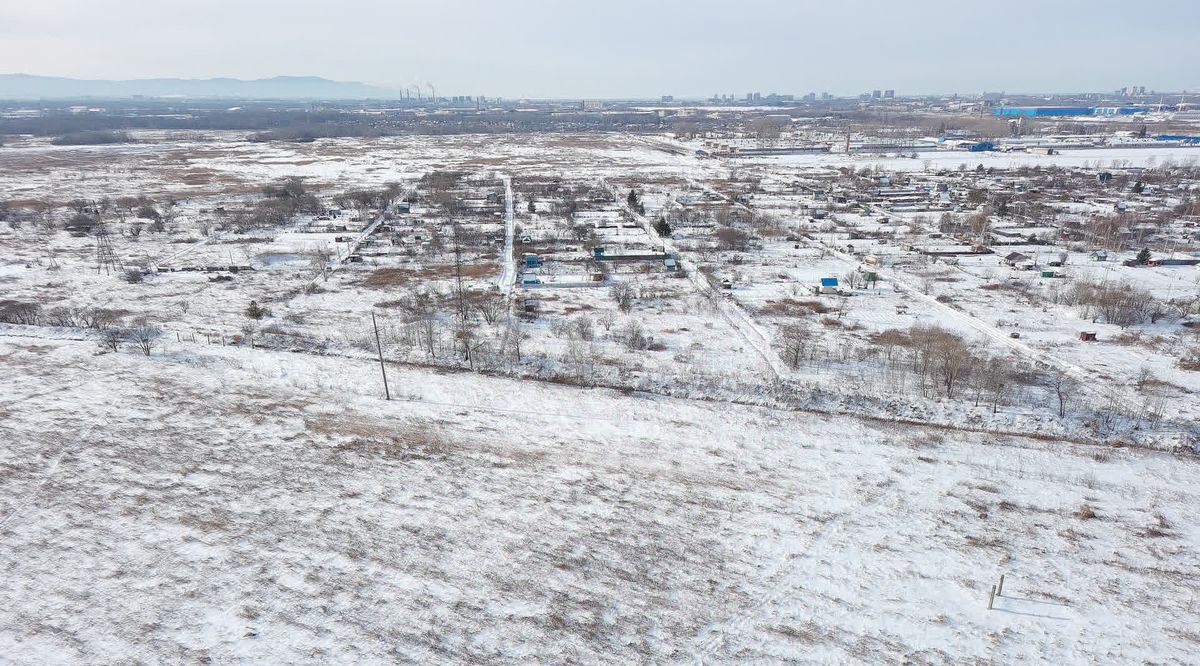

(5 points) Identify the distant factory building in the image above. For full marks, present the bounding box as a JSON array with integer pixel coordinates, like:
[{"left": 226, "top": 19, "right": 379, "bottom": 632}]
[{"left": 994, "top": 106, "right": 1152, "bottom": 117}]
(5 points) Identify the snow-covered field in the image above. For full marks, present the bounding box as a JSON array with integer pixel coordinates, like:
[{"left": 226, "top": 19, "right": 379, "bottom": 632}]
[
  {"left": 2, "top": 130, "right": 1200, "bottom": 663},
  {"left": 2, "top": 334, "right": 1198, "bottom": 663}
]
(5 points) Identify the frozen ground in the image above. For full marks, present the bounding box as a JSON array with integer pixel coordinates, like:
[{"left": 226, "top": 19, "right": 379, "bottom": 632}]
[
  {"left": 1, "top": 335, "right": 1198, "bottom": 663},
  {"left": 0, "top": 132, "right": 688, "bottom": 202},
  {"left": 2, "top": 130, "right": 1200, "bottom": 663}
]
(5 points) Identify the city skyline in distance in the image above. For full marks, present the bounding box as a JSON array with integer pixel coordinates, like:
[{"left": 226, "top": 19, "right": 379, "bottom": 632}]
[{"left": 2, "top": 0, "right": 1197, "bottom": 98}]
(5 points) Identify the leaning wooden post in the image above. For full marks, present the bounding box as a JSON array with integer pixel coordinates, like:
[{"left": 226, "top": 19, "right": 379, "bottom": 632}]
[
  {"left": 372, "top": 311, "right": 390, "bottom": 401},
  {"left": 997, "top": 574, "right": 1005, "bottom": 597},
  {"left": 988, "top": 585, "right": 997, "bottom": 610}
]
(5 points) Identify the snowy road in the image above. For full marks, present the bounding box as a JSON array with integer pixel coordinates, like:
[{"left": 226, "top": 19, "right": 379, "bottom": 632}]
[{"left": 497, "top": 173, "right": 516, "bottom": 290}]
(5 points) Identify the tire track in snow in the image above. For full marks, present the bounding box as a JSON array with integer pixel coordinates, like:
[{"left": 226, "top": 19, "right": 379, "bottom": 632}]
[
  {"left": 0, "top": 374, "right": 119, "bottom": 534},
  {"left": 689, "top": 461, "right": 905, "bottom": 662},
  {"left": 496, "top": 173, "right": 519, "bottom": 355}
]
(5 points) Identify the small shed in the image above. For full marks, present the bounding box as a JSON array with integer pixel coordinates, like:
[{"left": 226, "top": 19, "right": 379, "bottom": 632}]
[
  {"left": 664, "top": 258, "right": 678, "bottom": 271},
  {"left": 593, "top": 246, "right": 606, "bottom": 259},
  {"left": 1079, "top": 331, "right": 1097, "bottom": 342},
  {"left": 1004, "top": 252, "right": 1031, "bottom": 266}
]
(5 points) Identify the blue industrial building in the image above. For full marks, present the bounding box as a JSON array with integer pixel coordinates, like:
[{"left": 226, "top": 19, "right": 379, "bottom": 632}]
[
  {"left": 994, "top": 106, "right": 1151, "bottom": 117},
  {"left": 1156, "top": 135, "right": 1200, "bottom": 144}
]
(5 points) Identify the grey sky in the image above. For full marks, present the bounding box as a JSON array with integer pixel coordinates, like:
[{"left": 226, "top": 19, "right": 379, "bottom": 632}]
[{"left": 2, "top": 0, "right": 1197, "bottom": 97}]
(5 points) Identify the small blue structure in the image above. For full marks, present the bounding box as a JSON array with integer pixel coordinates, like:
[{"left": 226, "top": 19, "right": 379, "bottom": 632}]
[
  {"left": 593, "top": 246, "right": 606, "bottom": 259},
  {"left": 820, "top": 277, "right": 839, "bottom": 287},
  {"left": 968, "top": 141, "right": 995, "bottom": 152},
  {"left": 525, "top": 255, "right": 539, "bottom": 268}
]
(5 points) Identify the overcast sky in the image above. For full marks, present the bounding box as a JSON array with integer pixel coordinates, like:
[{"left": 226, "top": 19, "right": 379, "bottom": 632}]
[{"left": 2, "top": 0, "right": 1197, "bottom": 98}]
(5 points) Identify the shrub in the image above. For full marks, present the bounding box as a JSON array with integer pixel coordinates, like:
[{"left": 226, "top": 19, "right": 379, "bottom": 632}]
[
  {"left": 619, "top": 321, "right": 650, "bottom": 351},
  {"left": 0, "top": 300, "right": 42, "bottom": 325},
  {"left": 245, "top": 300, "right": 271, "bottom": 320},
  {"left": 99, "top": 328, "right": 126, "bottom": 352}
]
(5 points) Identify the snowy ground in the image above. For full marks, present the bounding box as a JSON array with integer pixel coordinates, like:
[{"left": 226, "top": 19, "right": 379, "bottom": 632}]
[
  {"left": 3, "top": 131, "right": 1200, "bottom": 663},
  {"left": 1, "top": 335, "right": 1198, "bottom": 663}
]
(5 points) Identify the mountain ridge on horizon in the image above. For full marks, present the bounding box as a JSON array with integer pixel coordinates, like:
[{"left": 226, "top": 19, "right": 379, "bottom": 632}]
[{"left": 0, "top": 73, "right": 400, "bottom": 100}]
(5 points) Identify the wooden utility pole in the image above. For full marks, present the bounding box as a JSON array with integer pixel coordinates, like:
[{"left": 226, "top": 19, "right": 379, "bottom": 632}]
[{"left": 371, "top": 311, "right": 390, "bottom": 400}]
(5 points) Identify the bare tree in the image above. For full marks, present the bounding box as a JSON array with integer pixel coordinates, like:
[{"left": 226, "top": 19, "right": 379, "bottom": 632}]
[
  {"left": 936, "top": 334, "right": 973, "bottom": 398},
  {"left": 778, "top": 324, "right": 812, "bottom": 369},
  {"left": 572, "top": 315, "right": 595, "bottom": 341},
  {"left": 980, "top": 356, "right": 1016, "bottom": 414},
  {"left": 508, "top": 322, "right": 528, "bottom": 363},
  {"left": 472, "top": 289, "right": 507, "bottom": 324},
  {"left": 564, "top": 339, "right": 598, "bottom": 387},
  {"left": 597, "top": 310, "right": 616, "bottom": 332},
  {"left": 128, "top": 325, "right": 160, "bottom": 356},
  {"left": 715, "top": 226, "right": 751, "bottom": 251},
  {"left": 404, "top": 288, "right": 442, "bottom": 358},
  {"left": 1050, "top": 370, "right": 1078, "bottom": 418},
  {"left": 99, "top": 328, "right": 125, "bottom": 352},
  {"left": 610, "top": 282, "right": 635, "bottom": 312}
]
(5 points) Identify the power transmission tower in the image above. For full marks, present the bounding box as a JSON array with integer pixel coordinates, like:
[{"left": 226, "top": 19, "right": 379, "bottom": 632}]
[{"left": 95, "top": 223, "right": 124, "bottom": 275}]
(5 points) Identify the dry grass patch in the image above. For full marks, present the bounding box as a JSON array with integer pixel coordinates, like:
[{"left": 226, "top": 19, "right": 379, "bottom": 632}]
[{"left": 1140, "top": 512, "right": 1174, "bottom": 538}]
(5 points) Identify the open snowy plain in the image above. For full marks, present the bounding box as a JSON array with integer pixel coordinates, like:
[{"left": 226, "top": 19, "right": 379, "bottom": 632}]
[{"left": 1, "top": 132, "right": 1198, "bottom": 663}]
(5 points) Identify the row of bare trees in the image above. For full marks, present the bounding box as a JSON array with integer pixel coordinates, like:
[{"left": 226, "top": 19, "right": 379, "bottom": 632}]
[
  {"left": 1055, "top": 279, "right": 1168, "bottom": 327},
  {"left": 0, "top": 299, "right": 162, "bottom": 356},
  {"left": 778, "top": 322, "right": 1083, "bottom": 417}
]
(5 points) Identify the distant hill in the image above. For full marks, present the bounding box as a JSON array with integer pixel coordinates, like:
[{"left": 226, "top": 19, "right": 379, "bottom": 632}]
[{"left": 0, "top": 74, "right": 400, "bottom": 100}]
